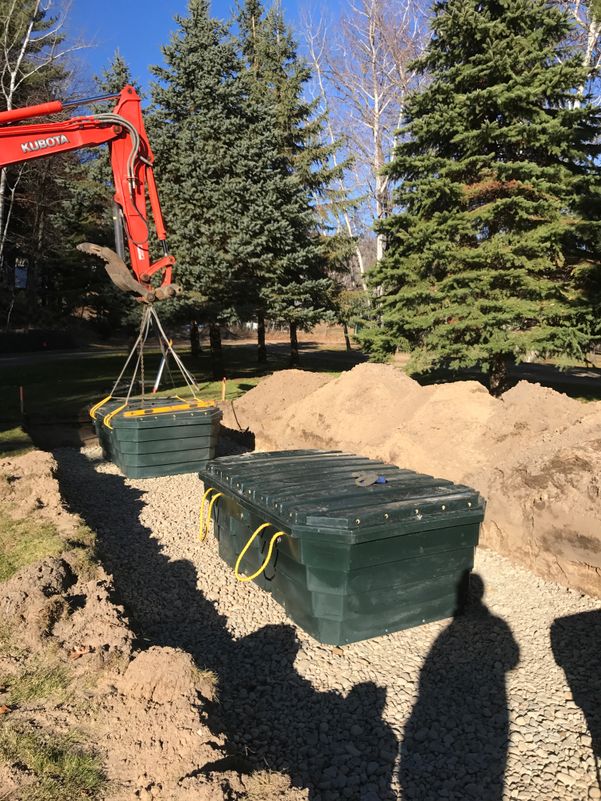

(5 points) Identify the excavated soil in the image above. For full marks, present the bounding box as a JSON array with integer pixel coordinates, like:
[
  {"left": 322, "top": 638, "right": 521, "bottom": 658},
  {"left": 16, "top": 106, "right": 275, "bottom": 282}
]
[
  {"left": 0, "top": 450, "right": 79, "bottom": 534},
  {"left": 222, "top": 363, "right": 601, "bottom": 595},
  {"left": 0, "top": 451, "right": 305, "bottom": 801}
]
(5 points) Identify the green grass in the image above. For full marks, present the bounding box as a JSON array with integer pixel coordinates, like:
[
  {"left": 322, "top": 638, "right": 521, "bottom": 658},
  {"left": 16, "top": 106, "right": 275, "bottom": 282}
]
[
  {"left": 0, "top": 511, "right": 63, "bottom": 582},
  {"left": 3, "top": 660, "right": 70, "bottom": 707},
  {"left": 0, "top": 340, "right": 362, "bottom": 424},
  {"left": 153, "top": 374, "right": 261, "bottom": 404},
  {"left": 0, "top": 427, "right": 34, "bottom": 458},
  {"left": 0, "top": 724, "right": 105, "bottom": 801}
]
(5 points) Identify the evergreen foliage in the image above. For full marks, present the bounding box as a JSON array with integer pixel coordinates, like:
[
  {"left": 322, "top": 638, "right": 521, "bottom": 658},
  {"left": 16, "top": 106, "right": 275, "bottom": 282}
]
[
  {"left": 150, "top": 2, "right": 274, "bottom": 349},
  {"left": 152, "top": 0, "right": 250, "bottom": 316},
  {"left": 362, "top": 0, "right": 601, "bottom": 392},
  {"left": 237, "top": 0, "right": 349, "bottom": 361},
  {"left": 150, "top": 0, "right": 347, "bottom": 370}
]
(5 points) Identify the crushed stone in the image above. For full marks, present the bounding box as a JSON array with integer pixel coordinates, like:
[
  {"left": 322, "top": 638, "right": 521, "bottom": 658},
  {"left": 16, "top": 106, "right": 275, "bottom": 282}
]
[{"left": 55, "top": 446, "right": 601, "bottom": 801}]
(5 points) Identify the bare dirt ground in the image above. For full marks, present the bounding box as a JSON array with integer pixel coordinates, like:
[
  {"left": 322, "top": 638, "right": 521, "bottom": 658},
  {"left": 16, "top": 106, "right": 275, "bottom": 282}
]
[
  {"left": 221, "top": 363, "right": 601, "bottom": 597},
  {"left": 0, "top": 450, "right": 306, "bottom": 801}
]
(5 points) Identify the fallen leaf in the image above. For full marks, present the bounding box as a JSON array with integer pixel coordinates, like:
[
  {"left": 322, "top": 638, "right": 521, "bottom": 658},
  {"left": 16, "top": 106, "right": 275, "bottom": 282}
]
[
  {"left": 0, "top": 705, "right": 11, "bottom": 715},
  {"left": 69, "top": 646, "right": 92, "bottom": 661}
]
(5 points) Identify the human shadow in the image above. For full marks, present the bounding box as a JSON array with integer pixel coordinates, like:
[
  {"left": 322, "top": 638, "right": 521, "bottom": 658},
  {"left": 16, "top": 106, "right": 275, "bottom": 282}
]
[
  {"left": 551, "top": 610, "right": 601, "bottom": 790},
  {"left": 54, "top": 449, "right": 397, "bottom": 801},
  {"left": 399, "top": 575, "right": 519, "bottom": 801}
]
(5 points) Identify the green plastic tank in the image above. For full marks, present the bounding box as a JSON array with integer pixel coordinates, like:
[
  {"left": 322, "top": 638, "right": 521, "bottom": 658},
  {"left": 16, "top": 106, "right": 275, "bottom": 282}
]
[
  {"left": 94, "top": 397, "right": 222, "bottom": 478},
  {"left": 199, "top": 449, "right": 485, "bottom": 646}
]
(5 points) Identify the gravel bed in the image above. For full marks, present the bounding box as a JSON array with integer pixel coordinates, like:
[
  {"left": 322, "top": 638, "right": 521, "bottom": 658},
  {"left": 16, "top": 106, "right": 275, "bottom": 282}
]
[{"left": 55, "top": 447, "right": 601, "bottom": 801}]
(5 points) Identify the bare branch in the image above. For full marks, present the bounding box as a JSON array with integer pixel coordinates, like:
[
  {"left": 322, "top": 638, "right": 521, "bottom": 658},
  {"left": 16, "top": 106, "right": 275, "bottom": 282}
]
[
  {"left": 304, "top": 0, "right": 427, "bottom": 265},
  {"left": 554, "top": 0, "right": 601, "bottom": 104},
  {"left": 0, "top": 0, "right": 88, "bottom": 269}
]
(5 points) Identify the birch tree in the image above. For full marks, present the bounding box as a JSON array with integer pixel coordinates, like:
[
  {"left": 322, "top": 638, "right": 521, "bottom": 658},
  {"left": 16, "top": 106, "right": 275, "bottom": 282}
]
[
  {"left": 560, "top": 0, "right": 601, "bottom": 103},
  {"left": 304, "top": 0, "right": 427, "bottom": 268},
  {"left": 304, "top": 16, "right": 368, "bottom": 289},
  {"left": 0, "top": 0, "right": 84, "bottom": 279}
]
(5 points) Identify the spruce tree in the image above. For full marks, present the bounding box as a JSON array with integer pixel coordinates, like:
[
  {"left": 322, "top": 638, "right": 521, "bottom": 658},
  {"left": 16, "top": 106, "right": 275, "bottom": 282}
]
[
  {"left": 152, "top": 0, "right": 306, "bottom": 375},
  {"left": 151, "top": 0, "right": 248, "bottom": 377},
  {"left": 363, "top": 0, "right": 601, "bottom": 393},
  {"left": 237, "top": 0, "right": 346, "bottom": 365}
]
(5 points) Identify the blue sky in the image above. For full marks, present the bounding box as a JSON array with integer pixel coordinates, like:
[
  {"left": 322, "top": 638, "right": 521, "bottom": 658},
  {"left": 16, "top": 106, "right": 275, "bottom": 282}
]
[{"left": 68, "top": 0, "right": 307, "bottom": 93}]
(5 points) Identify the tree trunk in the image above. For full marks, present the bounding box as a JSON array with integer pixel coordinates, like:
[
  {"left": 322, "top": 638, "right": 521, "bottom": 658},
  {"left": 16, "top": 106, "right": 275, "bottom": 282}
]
[
  {"left": 27, "top": 199, "right": 45, "bottom": 311},
  {"left": 488, "top": 355, "right": 511, "bottom": 397},
  {"left": 257, "top": 313, "right": 267, "bottom": 363},
  {"left": 190, "top": 320, "right": 201, "bottom": 357},
  {"left": 574, "top": 17, "right": 601, "bottom": 106},
  {"left": 209, "top": 322, "right": 223, "bottom": 379},
  {"left": 343, "top": 323, "right": 352, "bottom": 352},
  {"left": 289, "top": 322, "right": 300, "bottom": 367}
]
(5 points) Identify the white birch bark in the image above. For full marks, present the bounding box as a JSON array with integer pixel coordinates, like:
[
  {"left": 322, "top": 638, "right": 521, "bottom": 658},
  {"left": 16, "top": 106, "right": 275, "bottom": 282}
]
[{"left": 304, "top": 0, "right": 426, "bottom": 268}]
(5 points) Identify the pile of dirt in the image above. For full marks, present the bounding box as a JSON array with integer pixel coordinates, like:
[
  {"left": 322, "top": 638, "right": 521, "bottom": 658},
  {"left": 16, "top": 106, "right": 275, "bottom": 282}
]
[
  {"left": 223, "top": 364, "right": 601, "bottom": 595},
  {"left": 0, "top": 450, "right": 132, "bottom": 661},
  {"left": 479, "top": 438, "right": 601, "bottom": 597},
  {"left": 223, "top": 365, "right": 498, "bottom": 480},
  {"left": 228, "top": 369, "right": 332, "bottom": 437},
  {"left": 0, "top": 449, "right": 78, "bottom": 534},
  {"left": 0, "top": 452, "right": 305, "bottom": 801},
  {"left": 94, "top": 647, "right": 308, "bottom": 801}
]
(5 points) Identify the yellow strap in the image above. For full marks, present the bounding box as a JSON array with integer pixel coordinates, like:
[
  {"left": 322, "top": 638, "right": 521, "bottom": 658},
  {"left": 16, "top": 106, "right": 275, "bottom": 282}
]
[
  {"left": 90, "top": 395, "right": 113, "bottom": 420},
  {"left": 103, "top": 402, "right": 128, "bottom": 430},
  {"left": 124, "top": 399, "right": 216, "bottom": 417},
  {"left": 234, "top": 522, "right": 287, "bottom": 583},
  {"left": 199, "top": 487, "right": 215, "bottom": 540},
  {"left": 199, "top": 487, "right": 223, "bottom": 542}
]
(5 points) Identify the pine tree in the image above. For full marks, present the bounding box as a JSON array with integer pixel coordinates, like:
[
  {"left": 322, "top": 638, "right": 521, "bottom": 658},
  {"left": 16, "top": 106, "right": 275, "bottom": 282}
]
[
  {"left": 151, "top": 0, "right": 304, "bottom": 375},
  {"left": 237, "top": 0, "right": 347, "bottom": 365},
  {"left": 363, "top": 0, "right": 601, "bottom": 393}
]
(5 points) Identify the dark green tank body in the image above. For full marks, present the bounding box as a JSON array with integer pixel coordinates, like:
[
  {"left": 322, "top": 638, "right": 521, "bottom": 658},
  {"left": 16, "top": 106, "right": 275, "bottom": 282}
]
[
  {"left": 94, "top": 398, "right": 222, "bottom": 478},
  {"left": 199, "top": 450, "right": 485, "bottom": 646}
]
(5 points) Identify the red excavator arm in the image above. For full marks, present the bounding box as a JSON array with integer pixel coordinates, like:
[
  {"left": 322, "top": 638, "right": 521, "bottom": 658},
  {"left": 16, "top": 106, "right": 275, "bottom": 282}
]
[{"left": 0, "top": 86, "right": 179, "bottom": 302}]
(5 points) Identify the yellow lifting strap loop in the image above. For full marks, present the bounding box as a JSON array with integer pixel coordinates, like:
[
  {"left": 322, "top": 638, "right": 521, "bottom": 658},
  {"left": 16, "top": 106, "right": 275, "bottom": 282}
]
[
  {"left": 234, "top": 522, "right": 287, "bottom": 583},
  {"left": 199, "top": 487, "right": 223, "bottom": 542},
  {"left": 103, "top": 402, "right": 128, "bottom": 430},
  {"left": 89, "top": 395, "right": 113, "bottom": 420},
  {"left": 123, "top": 399, "right": 217, "bottom": 418}
]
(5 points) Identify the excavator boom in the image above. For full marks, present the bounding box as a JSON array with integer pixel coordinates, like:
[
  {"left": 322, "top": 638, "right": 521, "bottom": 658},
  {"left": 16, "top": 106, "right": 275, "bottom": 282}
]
[{"left": 0, "top": 86, "right": 180, "bottom": 302}]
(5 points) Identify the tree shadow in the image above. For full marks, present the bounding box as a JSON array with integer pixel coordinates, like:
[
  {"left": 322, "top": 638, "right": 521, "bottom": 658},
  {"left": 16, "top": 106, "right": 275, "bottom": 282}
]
[
  {"left": 414, "top": 362, "right": 601, "bottom": 401},
  {"left": 54, "top": 449, "right": 397, "bottom": 800},
  {"left": 551, "top": 610, "right": 601, "bottom": 790},
  {"left": 399, "top": 575, "right": 519, "bottom": 801}
]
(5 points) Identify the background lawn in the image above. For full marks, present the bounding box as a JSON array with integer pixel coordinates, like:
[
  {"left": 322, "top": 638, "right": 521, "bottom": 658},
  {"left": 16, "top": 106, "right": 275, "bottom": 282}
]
[
  {"left": 0, "top": 339, "right": 367, "bottom": 427},
  {"left": 1, "top": 334, "right": 599, "bottom": 453}
]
